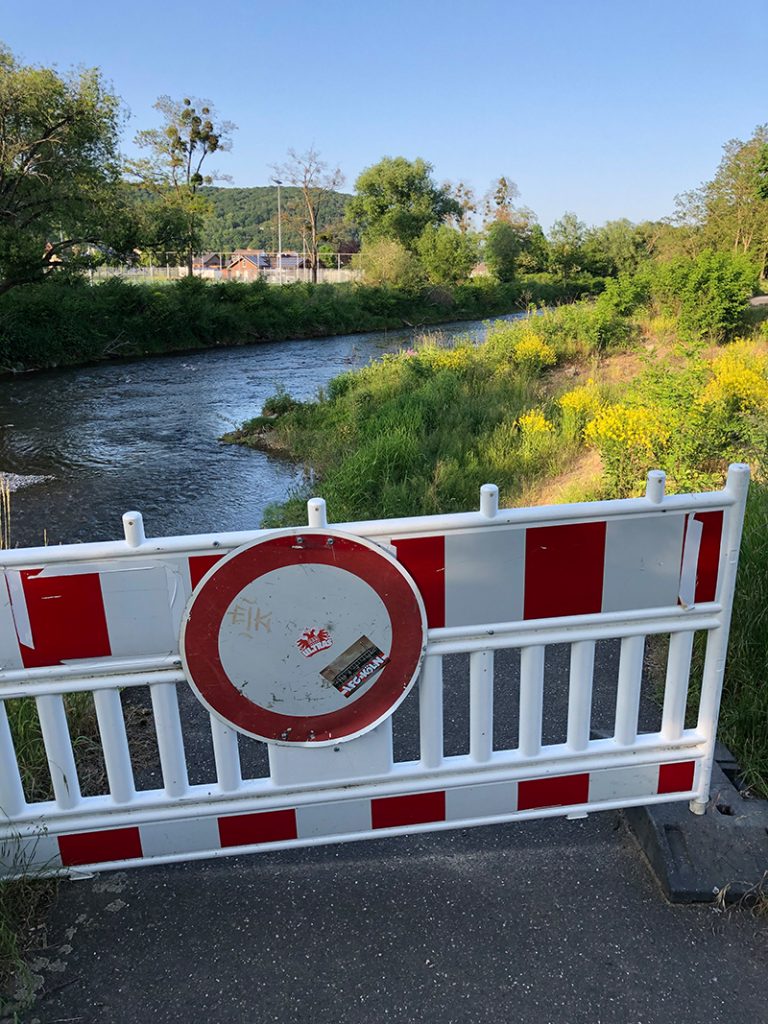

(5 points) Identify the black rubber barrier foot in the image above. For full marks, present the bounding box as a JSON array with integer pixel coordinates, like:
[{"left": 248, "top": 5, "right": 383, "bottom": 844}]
[{"left": 623, "top": 744, "right": 768, "bottom": 904}]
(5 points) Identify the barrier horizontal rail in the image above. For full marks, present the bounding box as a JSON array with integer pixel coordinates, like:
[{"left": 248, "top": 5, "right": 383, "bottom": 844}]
[
  {"left": 0, "top": 484, "right": 738, "bottom": 568},
  {"left": 0, "top": 464, "right": 750, "bottom": 879}
]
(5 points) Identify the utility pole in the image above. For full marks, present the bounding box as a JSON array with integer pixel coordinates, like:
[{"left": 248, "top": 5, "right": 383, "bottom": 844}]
[{"left": 272, "top": 178, "right": 283, "bottom": 284}]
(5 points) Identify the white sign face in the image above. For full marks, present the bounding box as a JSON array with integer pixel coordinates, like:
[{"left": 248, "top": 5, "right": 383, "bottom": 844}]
[
  {"left": 180, "top": 529, "right": 427, "bottom": 745},
  {"left": 217, "top": 564, "right": 393, "bottom": 719}
]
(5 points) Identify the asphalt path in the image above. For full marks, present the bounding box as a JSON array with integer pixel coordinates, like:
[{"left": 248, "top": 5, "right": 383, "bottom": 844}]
[{"left": 11, "top": 648, "right": 768, "bottom": 1024}]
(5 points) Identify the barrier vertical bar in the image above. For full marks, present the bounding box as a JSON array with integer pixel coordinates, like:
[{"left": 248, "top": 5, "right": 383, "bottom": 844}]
[
  {"left": 613, "top": 635, "right": 645, "bottom": 746},
  {"left": 660, "top": 631, "right": 695, "bottom": 741},
  {"left": 691, "top": 463, "right": 750, "bottom": 814},
  {"left": 645, "top": 470, "right": 666, "bottom": 504},
  {"left": 0, "top": 700, "right": 27, "bottom": 818},
  {"left": 519, "top": 646, "right": 545, "bottom": 757},
  {"left": 149, "top": 682, "right": 189, "bottom": 798},
  {"left": 210, "top": 714, "right": 242, "bottom": 792},
  {"left": 307, "top": 498, "right": 328, "bottom": 528},
  {"left": 35, "top": 694, "right": 81, "bottom": 810},
  {"left": 419, "top": 654, "right": 443, "bottom": 769},
  {"left": 93, "top": 689, "right": 135, "bottom": 804},
  {"left": 567, "top": 641, "right": 595, "bottom": 752},
  {"left": 122, "top": 511, "right": 146, "bottom": 548},
  {"left": 469, "top": 650, "right": 494, "bottom": 762},
  {"left": 479, "top": 484, "right": 499, "bottom": 519}
]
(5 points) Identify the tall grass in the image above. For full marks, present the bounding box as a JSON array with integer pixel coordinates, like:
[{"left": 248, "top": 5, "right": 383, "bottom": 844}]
[
  {"left": 0, "top": 478, "right": 102, "bottom": 1010},
  {"left": 229, "top": 302, "right": 625, "bottom": 527},
  {"left": 716, "top": 481, "right": 768, "bottom": 795}
]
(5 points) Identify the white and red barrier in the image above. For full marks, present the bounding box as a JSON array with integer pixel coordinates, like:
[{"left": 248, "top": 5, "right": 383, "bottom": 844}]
[{"left": 0, "top": 466, "right": 749, "bottom": 878}]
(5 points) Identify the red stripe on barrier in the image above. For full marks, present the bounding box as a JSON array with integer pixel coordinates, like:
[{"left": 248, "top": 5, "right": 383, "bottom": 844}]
[
  {"left": 392, "top": 536, "right": 445, "bottom": 628},
  {"left": 218, "top": 809, "right": 298, "bottom": 848},
  {"left": 517, "top": 773, "right": 590, "bottom": 811},
  {"left": 19, "top": 570, "right": 111, "bottom": 668},
  {"left": 58, "top": 826, "right": 143, "bottom": 867},
  {"left": 658, "top": 760, "right": 695, "bottom": 794},
  {"left": 524, "top": 522, "right": 606, "bottom": 620},
  {"left": 371, "top": 791, "right": 446, "bottom": 829},
  {"left": 693, "top": 512, "right": 723, "bottom": 603},
  {"left": 189, "top": 554, "right": 225, "bottom": 590}
]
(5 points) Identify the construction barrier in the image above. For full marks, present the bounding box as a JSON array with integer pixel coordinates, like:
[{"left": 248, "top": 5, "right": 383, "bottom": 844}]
[{"left": 0, "top": 465, "right": 749, "bottom": 877}]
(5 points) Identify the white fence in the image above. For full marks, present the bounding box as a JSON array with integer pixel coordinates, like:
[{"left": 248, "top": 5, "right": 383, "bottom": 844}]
[
  {"left": 0, "top": 466, "right": 749, "bottom": 878},
  {"left": 86, "top": 252, "right": 362, "bottom": 286}
]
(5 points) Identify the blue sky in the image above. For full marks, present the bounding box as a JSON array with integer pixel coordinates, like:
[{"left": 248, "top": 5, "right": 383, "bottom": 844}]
[{"left": 2, "top": 0, "right": 766, "bottom": 228}]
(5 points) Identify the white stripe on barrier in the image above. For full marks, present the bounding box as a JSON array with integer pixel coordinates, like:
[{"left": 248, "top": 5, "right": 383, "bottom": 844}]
[
  {"left": 0, "top": 466, "right": 750, "bottom": 879},
  {"left": 2, "top": 759, "right": 698, "bottom": 877}
]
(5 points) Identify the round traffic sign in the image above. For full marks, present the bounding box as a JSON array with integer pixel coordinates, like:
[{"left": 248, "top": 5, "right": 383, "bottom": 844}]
[{"left": 180, "top": 529, "right": 427, "bottom": 745}]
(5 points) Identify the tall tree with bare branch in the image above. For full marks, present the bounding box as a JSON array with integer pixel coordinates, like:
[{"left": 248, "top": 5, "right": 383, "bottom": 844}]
[
  {"left": 272, "top": 148, "right": 344, "bottom": 283},
  {"left": 129, "top": 96, "right": 236, "bottom": 275}
]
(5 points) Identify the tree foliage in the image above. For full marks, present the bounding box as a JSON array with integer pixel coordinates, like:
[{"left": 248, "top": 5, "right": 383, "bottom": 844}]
[
  {"left": 128, "top": 96, "right": 236, "bottom": 271},
  {"left": 548, "top": 212, "right": 588, "bottom": 278},
  {"left": 356, "top": 237, "right": 424, "bottom": 289},
  {"left": 416, "top": 225, "right": 478, "bottom": 285},
  {"left": 271, "top": 148, "right": 344, "bottom": 282},
  {"left": 673, "top": 126, "right": 768, "bottom": 274},
  {"left": 347, "top": 157, "right": 461, "bottom": 249},
  {"left": 484, "top": 221, "right": 520, "bottom": 282},
  {"left": 0, "top": 44, "right": 131, "bottom": 294}
]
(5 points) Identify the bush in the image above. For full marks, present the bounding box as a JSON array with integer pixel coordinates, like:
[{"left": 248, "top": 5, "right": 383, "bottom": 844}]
[
  {"left": 645, "top": 250, "right": 758, "bottom": 342},
  {"left": 0, "top": 275, "right": 604, "bottom": 372},
  {"left": 356, "top": 238, "right": 424, "bottom": 289}
]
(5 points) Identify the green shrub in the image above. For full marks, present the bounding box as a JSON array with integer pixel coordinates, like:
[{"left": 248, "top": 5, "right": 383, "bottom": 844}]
[
  {"left": 646, "top": 250, "right": 758, "bottom": 342},
  {"left": 0, "top": 274, "right": 604, "bottom": 373}
]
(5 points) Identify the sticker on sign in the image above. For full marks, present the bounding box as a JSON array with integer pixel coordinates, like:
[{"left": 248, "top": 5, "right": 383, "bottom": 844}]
[{"left": 320, "top": 635, "right": 390, "bottom": 698}]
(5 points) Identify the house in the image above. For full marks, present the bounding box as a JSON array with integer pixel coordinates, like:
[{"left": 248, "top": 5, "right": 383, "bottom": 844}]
[
  {"left": 192, "top": 253, "right": 227, "bottom": 272},
  {"left": 227, "top": 250, "right": 271, "bottom": 276}
]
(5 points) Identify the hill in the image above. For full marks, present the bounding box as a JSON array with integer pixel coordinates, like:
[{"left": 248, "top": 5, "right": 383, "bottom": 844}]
[{"left": 198, "top": 186, "right": 356, "bottom": 252}]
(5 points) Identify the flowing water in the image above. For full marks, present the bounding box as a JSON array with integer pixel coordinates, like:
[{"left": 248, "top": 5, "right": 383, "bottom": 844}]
[{"left": 0, "top": 317, "right": 521, "bottom": 548}]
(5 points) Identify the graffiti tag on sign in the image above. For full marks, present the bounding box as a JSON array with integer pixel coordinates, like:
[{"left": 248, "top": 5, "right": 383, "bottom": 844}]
[
  {"left": 296, "top": 628, "right": 333, "bottom": 658},
  {"left": 227, "top": 599, "right": 272, "bottom": 637},
  {"left": 320, "top": 635, "right": 389, "bottom": 698}
]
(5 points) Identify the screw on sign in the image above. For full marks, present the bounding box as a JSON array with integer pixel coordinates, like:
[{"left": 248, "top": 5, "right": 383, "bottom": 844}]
[{"left": 180, "top": 529, "right": 428, "bottom": 745}]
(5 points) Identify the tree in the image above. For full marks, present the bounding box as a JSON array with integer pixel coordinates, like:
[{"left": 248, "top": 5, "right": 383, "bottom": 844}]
[
  {"left": 357, "top": 238, "right": 424, "bottom": 289},
  {"left": 446, "top": 180, "right": 478, "bottom": 233},
  {"left": 673, "top": 126, "right": 768, "bottom": 275},
  {"left": 484, "top": 221, "right": 520, "bottom": 282},
  {"left": 129, "top": 96, "right": 235, "bottom": 274},
  {"left": 483, "top": 176, "right": 520, "bottom": 223},
  {"left": 272, "top": 148, "right": 344, "bottom": 283},
  {"left": 583, "top": 219, "right": 645, "bottom": 277},
  {"left": 416, "top": 225, "right": 478, "bottom": 285},
  {"left": 0, "top": 45, "right": 132, "bottom": 295},
  {"left": 347, "top": 157, "right": 461, "bottom": 249},
  {"left": 548, "top": 212, "right": 587, "bottom": 278}
]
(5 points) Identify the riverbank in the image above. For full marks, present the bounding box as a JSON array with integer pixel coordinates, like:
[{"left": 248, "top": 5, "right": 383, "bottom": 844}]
[
  {"left": 228, "top": 288, "right": 768, "bottom": 798},
  {"left": 0, "top": 273, "right": 602, "bottom": 374}
]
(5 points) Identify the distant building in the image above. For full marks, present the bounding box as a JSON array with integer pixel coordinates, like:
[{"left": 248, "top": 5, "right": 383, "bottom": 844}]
[
  {"left": 191, "top": 253, "right": 229, "bottom": 273},
  {"left": 228, "top": 250, "right": 271, "bottom": 274}
]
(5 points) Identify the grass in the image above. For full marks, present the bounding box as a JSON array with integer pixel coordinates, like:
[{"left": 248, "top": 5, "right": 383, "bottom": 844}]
[
  {"left": 228, "top": 308, "right": 617, "bottom": 528},
  {"left": 712, "top": 480, "right": 768, "bottom": 796},
  {"left": 0, "top": 477, "right": 106, "bottom": 1010}
]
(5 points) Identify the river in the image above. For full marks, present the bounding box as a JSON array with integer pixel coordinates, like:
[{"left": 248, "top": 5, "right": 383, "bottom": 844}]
[{"left": 0, "top": 316, "right": 522, "bottom": 548}]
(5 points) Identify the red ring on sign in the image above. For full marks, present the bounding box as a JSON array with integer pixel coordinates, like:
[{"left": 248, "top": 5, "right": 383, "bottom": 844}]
[{"left": 180, "top": 531, "right": 426, "bottom": 745}]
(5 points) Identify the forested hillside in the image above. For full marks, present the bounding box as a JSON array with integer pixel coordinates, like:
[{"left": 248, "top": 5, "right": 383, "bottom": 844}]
[{"left": 198, "top": 186, "right": 356, "bottom": 251}]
